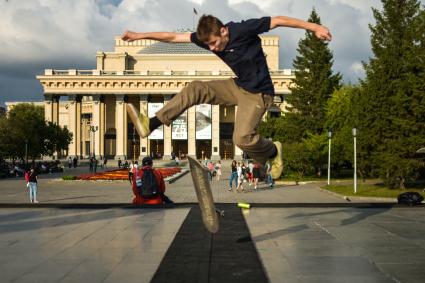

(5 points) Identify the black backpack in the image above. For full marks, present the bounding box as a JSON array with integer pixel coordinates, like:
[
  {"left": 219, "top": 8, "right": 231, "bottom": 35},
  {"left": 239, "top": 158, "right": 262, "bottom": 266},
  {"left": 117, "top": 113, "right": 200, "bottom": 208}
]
[
  {"left": 136, "top": 168, "right": 160, "bottom": 197},
  {"left": 397, "top": 192, "right": 424, "bottom": 206}
]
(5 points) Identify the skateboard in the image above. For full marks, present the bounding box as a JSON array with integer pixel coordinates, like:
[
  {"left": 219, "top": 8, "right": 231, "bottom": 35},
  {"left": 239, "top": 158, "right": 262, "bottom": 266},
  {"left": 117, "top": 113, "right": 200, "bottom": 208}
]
[
  {"left": 187, "top": 156, "right": 224, "bottom": 233},
  {"left": 126, "top": 103, "right": 148, "bottom": 138}
]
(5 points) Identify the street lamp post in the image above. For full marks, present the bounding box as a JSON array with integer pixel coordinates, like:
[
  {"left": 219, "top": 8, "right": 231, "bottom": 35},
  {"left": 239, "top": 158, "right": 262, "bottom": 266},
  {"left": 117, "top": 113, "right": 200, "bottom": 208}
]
[
  {"left": 89, "top": 126, "right": 98, "bottom": 158},
  {"left": 352, "top": 127, "right": 357, "bottom": 194},
  {"left": 25, "top": 139, "right": 28, "bottom": 165},
  {"left": 327, "top": 130, "right": 332, "bottom": 186}
]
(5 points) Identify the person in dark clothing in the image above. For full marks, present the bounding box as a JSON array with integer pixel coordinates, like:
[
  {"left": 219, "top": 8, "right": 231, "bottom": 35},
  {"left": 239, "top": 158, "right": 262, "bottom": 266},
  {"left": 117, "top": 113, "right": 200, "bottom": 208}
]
[
  {"left": 122, "top": 14, "right": 332, "bottom": 181},
  {"left": 229, "top": 160, "right": 238, "bottom": 191},
  {"left": 27, "top": 168, "right": 39, "bottom": 203}
]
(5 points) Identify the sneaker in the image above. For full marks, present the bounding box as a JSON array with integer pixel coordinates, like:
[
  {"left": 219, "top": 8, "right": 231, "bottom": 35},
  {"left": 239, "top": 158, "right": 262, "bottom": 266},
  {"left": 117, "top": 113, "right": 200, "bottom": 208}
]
[
  {"left": 270, "top": 141, "right": 283, "bottom": 180},
  {"left": 126, "top": 103, "right": 150, "bottom": 138}
]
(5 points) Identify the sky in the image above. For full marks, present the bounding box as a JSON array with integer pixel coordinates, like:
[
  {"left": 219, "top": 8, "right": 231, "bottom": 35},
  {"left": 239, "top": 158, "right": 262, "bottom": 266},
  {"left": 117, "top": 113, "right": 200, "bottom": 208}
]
[{"left": 0, "top": 0, "right": 422, "bottom": 106}]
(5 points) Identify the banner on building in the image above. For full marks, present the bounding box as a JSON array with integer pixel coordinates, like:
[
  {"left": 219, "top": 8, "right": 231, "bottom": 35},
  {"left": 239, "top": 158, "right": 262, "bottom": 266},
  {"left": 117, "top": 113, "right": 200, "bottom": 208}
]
[
  {"left": 172, "top": 111, "right": 187, "bottom": 140},
  {"left": 195, "top": 104, "right": 212, "bottom": 140},
  {"left": 148, "top": 103, "right": 163, "bottom": 140}
]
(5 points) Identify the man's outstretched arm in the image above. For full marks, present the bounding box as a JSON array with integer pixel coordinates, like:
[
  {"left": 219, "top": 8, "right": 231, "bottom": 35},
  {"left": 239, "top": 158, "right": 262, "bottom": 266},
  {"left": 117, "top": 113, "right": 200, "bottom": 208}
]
[
  {"left": 121, "top": 31, "right": 191, "bottom": 43},
  {"left": 270, "top": 16, "right": 332, "bottom": 41}
]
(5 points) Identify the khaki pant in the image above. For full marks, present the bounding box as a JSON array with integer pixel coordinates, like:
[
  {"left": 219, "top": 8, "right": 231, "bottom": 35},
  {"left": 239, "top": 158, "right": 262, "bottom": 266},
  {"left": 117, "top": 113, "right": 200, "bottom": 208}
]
[{"left": 156, "top": 79, "right": 274, "bottom": 164}]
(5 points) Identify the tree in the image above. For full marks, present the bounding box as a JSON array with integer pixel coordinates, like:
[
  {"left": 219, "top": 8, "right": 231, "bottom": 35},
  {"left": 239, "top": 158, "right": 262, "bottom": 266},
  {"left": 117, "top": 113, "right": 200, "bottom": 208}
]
[
  {"left": 0, "top": 104, "right": 72, "bottom": 160},
  {"left": 282, "top": 142, "right": 311, "bottom": 184},
  {"left": 359, "top": 0, "right": 425, "bottom": 188},
  {"left": 43, "top": 122, "right": 72, "bottom": 157},
  {"left": 285, "top": 8, "right": 342, "bottom": 142}
]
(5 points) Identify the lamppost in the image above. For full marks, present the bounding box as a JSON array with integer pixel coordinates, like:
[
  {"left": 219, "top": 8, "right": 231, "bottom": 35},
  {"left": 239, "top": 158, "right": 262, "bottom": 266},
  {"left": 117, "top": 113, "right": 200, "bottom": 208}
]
[
  {"left": 352, "top": 127, "right": 357, "bottom": 194},
  {"left": 89, "top": 126, "right": 98, "bottom": 158},
  {"left": 327, "top": 130, "right": 332, "bottom": 186},
  {"left": 25, "top": 139, "right": 28, "bottom": 165}
]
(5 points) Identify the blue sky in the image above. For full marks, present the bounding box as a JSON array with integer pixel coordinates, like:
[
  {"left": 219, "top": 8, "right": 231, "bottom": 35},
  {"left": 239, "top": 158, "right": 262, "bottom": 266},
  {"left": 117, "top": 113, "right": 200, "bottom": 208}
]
[{"left": 0, "top": 0, "right": 423, "bottom": 106}]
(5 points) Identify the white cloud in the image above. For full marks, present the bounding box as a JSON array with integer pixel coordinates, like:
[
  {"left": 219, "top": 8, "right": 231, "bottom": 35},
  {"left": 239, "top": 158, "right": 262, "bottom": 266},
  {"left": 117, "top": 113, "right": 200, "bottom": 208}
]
[{"left": 350, "top": 62, "right": 365, "bottom": 77}]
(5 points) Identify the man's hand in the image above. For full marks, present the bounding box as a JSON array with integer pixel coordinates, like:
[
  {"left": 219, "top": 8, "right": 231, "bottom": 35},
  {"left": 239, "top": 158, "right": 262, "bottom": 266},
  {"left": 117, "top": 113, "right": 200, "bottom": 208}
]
[
  {"left": 313, "top": 25, "right": 332, "bottom": 41},
  {"left": 121, "top": 30, "right": 139, "bottom": 42}
]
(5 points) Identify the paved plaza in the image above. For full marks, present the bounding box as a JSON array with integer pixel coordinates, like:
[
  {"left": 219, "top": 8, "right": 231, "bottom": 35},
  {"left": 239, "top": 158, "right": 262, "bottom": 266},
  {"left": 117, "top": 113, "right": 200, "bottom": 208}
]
[{"left": 0, "top": 165, "right": 425, "bottom": 282}]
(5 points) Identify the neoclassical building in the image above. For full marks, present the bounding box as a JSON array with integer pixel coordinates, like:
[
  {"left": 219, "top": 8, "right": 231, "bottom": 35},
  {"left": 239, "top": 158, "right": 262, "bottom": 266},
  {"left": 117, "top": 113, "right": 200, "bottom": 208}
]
[{"left": 35, "top": 35, "right": 294, "bottom": 160}]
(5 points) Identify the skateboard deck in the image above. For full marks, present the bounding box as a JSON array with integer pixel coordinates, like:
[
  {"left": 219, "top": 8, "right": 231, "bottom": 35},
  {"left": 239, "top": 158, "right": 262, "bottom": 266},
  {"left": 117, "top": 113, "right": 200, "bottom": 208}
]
[
  {"left": 126, "top": 103, "right": 147, "bottom": 138},
  {"left": 187, "top": 156, "right": 220, "bottom": 233}
]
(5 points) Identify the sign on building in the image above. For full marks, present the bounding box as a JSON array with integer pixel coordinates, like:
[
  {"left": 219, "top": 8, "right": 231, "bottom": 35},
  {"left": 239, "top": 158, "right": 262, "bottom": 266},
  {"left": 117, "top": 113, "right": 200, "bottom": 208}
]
[
  {"left": 148, "top": 103, "right": 163, "bottom": 140},
  {"left": 172, "top": 111, "right": 187, "bottom": 140},
  {"left": 195, "top": 104, "right": 211, "bottom": 140}
]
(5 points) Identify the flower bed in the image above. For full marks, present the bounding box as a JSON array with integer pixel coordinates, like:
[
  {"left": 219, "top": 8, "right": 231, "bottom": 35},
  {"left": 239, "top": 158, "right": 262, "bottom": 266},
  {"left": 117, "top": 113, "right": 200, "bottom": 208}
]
[{"left": 77, "top": 168, "right": 181, "bottom": 181}]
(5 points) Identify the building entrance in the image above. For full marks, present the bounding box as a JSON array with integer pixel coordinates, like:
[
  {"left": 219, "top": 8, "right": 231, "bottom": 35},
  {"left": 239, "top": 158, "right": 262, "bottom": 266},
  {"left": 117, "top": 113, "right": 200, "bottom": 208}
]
[
  {"left": 172, "top": 140, "right": 188, "bottom": 159},
  {"left": 196, "top": 140, "right": 211, "bottom": 160}
]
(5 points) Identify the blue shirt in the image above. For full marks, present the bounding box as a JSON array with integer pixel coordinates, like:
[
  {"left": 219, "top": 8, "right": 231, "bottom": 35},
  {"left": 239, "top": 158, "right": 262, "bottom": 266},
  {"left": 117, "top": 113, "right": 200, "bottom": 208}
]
[{"left": 191, "top": 17, "right": 274, "bottom": 96}]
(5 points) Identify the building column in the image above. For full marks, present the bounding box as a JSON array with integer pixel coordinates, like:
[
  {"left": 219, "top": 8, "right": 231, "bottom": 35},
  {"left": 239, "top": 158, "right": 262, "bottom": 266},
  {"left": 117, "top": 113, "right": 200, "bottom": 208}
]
[
  {"left": 44, "top": 95, "right": 60, "bottom": 159},
  {"left": 187, "top": 105, "right": 196, "bottom": 158},
  {"left": 163, "top": 95, "right": 172, "bottom": 160},
  {"left": 44, "top": 94, "right": 59, "bottom": 124},
  {"left": 92, "top": 95, "right": 105, "bottom": 158},
  {"left": 234, "top": 105, "right": 243, "bottom": 160},
  {"left": 115, "top": 94, "right": 127, "bottom": 160},
  {"left": 139, "top": 94, "right": 149, "bottom": 160},
  {"left": 68, "top": 95, "right": 82, "bottom": 158},
  {"left": 211, "top": 105, "right": 220, "bottom": 160}
]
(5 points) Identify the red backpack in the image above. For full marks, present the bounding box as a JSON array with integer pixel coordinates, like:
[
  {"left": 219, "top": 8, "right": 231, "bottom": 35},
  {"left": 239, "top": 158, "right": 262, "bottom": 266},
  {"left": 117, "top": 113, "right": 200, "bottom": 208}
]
[{"left": 24, "top": 171, "right": 30, "bottom": 182}]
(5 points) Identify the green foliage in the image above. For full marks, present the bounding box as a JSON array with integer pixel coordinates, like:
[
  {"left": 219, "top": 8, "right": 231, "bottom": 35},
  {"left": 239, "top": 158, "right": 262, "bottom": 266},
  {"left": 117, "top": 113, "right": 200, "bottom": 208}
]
[
  {"left": 359, "top": 0, "right": 425, "bottom": 188},
  {"left": 324, "top": 184, "right": 425, "bottom": 198},
  {"left": 62, "top": 175, "right": 77, "bottom": 180},
  {"left": 0, "top": 104, "right": 72, "bottom": 160},
  {"left": 282, "top": 142, "right": 311, "bottom": 184},
  {"left": 286, "top": 8, "right": 342, "bottom": 141},
  {"left": 303, "top": 132, "right": 328, "bottom": 176}
]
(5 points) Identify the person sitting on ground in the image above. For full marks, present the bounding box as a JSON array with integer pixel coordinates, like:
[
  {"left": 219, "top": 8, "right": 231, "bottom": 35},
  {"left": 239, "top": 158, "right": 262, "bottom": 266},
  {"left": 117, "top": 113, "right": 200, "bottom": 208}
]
[{"left": 131, "top": 156, "right": 173, "bottom": 204}]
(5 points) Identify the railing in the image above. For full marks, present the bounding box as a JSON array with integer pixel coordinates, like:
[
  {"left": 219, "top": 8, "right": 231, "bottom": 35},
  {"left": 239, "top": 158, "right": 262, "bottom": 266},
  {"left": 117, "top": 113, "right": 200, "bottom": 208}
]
[{"left": 44, "top": 69, "right": 295, "bottom": 76}]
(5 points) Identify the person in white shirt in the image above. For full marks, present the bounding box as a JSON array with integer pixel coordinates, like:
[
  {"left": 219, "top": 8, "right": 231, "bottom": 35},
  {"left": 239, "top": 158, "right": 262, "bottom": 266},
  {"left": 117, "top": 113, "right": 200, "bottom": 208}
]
[{"left": 236, "top": 162, "right": 245, "bottom": 193}]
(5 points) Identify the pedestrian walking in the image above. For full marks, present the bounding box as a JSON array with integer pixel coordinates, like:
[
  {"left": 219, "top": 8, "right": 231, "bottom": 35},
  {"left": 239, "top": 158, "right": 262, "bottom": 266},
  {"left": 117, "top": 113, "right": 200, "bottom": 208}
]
[
  {"left": 27, "top": 168, "right": 39, "bottom": 203},
  {"left": 236, "top": 162, "right": 245, "bottom": 192},
  {"left": 229, "top": 160, "right": 238, "bottom": 191},
  {"left": 215, "top": 160, "right": 222, "bottom": 181},
  {"left": 252, "top": 162, "right": 260, "bottom": 189}
]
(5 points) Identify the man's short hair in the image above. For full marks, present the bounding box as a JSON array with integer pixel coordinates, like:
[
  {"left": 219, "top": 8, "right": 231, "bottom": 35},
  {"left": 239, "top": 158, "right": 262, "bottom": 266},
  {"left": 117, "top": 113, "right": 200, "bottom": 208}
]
[
  {"left": 142, "top": 156, "right": 153, "bottom": 166},
  {"left": 196, "top": 14, "right": 224, "bottom": 43}
]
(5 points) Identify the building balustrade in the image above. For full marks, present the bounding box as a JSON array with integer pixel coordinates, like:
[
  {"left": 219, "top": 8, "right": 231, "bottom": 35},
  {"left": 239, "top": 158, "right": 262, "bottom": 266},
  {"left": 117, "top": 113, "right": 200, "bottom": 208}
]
[{"left": 44, "top": 69, "right": 295, "bottom": 77}]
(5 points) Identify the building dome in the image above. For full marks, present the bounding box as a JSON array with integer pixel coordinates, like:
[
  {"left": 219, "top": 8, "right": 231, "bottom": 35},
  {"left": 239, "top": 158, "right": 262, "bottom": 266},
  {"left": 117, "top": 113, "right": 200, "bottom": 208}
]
[{"left": 138, "top": 42, "right": 212, "bottom": 55}]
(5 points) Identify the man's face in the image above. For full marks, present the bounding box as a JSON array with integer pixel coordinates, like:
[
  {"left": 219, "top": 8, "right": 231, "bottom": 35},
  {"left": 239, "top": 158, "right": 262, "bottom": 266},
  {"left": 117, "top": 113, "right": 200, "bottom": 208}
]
[{"left": 205, "top": 27, "right": 228, "bottom": 52}]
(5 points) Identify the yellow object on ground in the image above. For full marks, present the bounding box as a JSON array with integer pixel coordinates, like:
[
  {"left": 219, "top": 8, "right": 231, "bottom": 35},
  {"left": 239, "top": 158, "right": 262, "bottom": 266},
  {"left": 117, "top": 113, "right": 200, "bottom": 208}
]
[{"left": 238, "top": 202, "right": 250, "bottom": 209}]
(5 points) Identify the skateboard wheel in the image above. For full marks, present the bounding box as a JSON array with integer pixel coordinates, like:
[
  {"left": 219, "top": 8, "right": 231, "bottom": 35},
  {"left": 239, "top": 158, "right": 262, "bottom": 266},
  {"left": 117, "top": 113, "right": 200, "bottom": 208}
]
[
  {"left": 216, "top": 210, "right": 225, "bottom": 217},
  {"left": 238, "top": 202, "right": 250, "bottom": 209}
]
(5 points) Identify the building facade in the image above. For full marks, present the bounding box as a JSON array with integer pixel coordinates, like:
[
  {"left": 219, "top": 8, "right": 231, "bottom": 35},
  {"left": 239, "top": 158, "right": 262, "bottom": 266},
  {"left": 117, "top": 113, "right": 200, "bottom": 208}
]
[{"left": 35, "top": 35, "right": 294, "bottom": 160}]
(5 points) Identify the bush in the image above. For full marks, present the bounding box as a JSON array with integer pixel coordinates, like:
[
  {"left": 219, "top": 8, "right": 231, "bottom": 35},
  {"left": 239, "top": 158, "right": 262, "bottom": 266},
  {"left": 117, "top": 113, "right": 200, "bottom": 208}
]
[{"left": 62, "top": 175, "right": 77, "bottom": 180}]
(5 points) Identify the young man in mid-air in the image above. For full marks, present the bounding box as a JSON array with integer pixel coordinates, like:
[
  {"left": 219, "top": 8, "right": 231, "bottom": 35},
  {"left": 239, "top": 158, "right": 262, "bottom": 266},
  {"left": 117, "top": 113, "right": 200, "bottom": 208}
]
[{"left": 122, "top": 15, "right": 332, "bottom": 180}]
